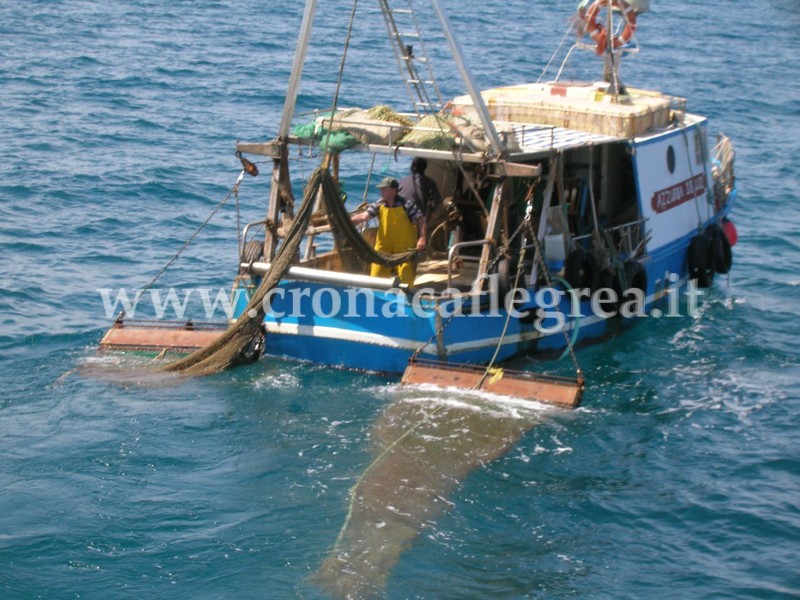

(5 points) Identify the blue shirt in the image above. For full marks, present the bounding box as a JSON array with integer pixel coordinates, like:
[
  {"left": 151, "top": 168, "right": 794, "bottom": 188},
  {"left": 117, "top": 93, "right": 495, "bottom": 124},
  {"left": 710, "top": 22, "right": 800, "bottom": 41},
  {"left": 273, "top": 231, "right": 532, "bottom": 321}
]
[{"left": 365, "top": 195, "right": 423, "bottom": 222}]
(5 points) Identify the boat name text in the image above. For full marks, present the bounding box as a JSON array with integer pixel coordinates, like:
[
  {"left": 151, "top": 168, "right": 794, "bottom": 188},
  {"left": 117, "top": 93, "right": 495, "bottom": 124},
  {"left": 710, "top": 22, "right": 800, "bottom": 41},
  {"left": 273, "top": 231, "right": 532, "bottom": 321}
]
[{"left": 651, "top": 174, "right": 707, "bottom": 214}]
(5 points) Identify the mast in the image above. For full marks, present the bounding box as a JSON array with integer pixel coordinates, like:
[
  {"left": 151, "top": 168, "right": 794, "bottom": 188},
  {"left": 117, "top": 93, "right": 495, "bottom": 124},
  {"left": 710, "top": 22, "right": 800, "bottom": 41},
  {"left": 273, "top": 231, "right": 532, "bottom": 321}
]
[
  {"left": 264, "top": 0, "right": 318, "bottom": 260},
  {"left": 279, "top": 0, "right": 317, "bottom": 139},
  {"left": 430, "top": 0, "right": 505, "bottom": 157}
]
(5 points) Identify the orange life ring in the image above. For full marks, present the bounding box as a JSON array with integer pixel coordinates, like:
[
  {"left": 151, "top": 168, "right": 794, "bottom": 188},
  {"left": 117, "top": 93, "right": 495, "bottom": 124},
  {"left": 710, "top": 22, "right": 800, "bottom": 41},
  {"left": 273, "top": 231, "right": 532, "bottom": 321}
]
[{"left": 583, "top": 0, "right": 637, "bottom": 55}]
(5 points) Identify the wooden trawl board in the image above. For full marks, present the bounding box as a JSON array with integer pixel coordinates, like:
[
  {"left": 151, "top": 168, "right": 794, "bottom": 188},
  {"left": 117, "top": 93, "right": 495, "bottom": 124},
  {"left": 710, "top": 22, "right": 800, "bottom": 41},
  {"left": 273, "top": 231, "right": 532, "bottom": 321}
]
[
  {"left": 401, "top": 360, "right": 584, "bottom": 408},
  {"left": 99, "top": 325, "right": 224, "bottom": 353}
]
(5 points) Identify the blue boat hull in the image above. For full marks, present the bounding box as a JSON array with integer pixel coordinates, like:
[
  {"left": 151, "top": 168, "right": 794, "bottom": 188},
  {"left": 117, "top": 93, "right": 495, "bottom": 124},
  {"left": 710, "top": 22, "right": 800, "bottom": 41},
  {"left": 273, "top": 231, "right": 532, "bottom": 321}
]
[{"left": 231, "top": 217, "right": 729, "bottom": 374}]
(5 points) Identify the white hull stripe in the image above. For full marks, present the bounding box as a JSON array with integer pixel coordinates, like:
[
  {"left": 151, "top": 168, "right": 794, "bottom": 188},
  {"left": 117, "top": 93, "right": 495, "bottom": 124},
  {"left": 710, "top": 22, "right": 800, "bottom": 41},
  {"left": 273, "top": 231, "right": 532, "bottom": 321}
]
[
  {"left": 264, "top": 313, "right": 605, "bottom": 354},
  {"left": 262, "top": 283, "right": 681, "bottom": 354}
]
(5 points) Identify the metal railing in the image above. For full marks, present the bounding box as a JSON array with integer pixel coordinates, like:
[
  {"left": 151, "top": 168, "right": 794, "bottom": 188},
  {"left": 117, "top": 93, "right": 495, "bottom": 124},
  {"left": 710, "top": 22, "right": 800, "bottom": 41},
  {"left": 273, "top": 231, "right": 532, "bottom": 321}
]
[
  {"left": 239, "top": 219, "right": 268, "bottom": 264},
  {"left": 573, "top": 217, "right": 648, "bottom": 258},
  {"left": 447, "top": 239, "right": 495, "bottom": 289}
]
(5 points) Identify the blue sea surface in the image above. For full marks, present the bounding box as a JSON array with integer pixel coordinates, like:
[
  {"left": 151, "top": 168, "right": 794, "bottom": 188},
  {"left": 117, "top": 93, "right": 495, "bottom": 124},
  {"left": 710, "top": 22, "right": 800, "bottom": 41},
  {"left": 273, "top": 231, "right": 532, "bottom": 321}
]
[{"left": 1, "top": 1, "right": 799, "bottom": 598}]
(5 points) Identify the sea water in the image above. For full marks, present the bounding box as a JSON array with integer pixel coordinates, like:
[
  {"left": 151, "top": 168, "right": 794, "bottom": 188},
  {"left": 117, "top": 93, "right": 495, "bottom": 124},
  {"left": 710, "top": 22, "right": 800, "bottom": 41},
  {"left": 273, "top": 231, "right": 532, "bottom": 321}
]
[{"left": 1, "top": 0, "right": 799, "bottom": 598}]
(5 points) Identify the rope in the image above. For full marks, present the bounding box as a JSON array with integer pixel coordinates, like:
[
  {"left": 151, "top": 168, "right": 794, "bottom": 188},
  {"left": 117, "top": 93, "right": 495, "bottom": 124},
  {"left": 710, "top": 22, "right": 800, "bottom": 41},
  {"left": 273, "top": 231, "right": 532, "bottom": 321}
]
[
  {"left": 539, "top": 22, "right": 575, "bottom": 83},
  {"left": 548, "top": 275, "right": 582, "bottom": 362},
  {"left": 528, "top": 223, "right": 582, "bottom": 376},
  {"left": 408, "top": 305, "right": 456, "bottom": 364},
  {"left": 680, "top": 127, "right": 706, "bottom": 231},
  {"left": 587, "top": 145, "right": 600, "bottom": 233},
  {"left": 235, "top": 174, "right": 242, "bottom": 262},
  {"left": 472, "top": 180, "right": 585, "bottom": 385},
  {"left": 474, "top": 221, "right": 529, "bottom": 388},
  {"left": 136, "top": 170, "right": 245, "bottom": 300}
]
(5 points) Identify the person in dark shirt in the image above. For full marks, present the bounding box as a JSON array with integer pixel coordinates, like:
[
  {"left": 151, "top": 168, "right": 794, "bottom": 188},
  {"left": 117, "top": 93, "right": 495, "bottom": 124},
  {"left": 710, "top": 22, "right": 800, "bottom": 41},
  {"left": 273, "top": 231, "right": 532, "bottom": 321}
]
[
  {"left": 351, "top": 176, "right": 427, "bottom": 285},
  {"left": 398, "top": 157, "right": 442, "bottom": 219}
]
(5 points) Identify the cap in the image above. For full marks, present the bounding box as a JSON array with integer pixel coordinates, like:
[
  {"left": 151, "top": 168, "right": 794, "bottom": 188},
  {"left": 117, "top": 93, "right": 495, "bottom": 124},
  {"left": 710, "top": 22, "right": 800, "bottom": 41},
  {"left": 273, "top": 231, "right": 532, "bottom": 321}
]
[{"left": 376, "top": 176, "right": 399, "bottom": 189}]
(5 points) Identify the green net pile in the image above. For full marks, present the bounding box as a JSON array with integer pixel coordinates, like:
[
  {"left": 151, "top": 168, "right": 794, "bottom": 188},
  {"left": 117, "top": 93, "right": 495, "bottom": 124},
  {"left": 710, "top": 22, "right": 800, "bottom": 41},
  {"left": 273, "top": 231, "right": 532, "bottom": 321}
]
[
  {"left": 398, "top": 114, "right": 456, "bottom": 150},
  {"left": 367, "top": 105, "right": 414, "bottom": 128}
]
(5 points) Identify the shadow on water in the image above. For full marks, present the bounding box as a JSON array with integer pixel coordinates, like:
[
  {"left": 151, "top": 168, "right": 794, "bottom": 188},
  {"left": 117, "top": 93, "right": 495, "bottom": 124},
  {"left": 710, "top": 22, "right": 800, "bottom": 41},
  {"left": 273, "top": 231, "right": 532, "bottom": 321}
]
[{"left": 312, "top": 387, "right": 550, "bottom": 599}]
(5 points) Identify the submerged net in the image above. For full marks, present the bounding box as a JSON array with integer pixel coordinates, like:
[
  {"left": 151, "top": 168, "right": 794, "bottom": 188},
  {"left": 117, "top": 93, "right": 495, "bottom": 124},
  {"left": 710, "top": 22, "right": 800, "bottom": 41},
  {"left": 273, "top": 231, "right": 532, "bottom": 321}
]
[{"left": 313, "top": 393, "right": 542, "bottom": 597}]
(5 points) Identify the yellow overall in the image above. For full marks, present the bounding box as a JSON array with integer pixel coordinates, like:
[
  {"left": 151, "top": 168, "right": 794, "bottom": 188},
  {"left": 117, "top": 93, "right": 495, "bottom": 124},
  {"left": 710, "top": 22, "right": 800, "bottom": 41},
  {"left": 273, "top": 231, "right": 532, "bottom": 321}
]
[{"left": 370, "top": 203, "right": 418, "bottom": 285}]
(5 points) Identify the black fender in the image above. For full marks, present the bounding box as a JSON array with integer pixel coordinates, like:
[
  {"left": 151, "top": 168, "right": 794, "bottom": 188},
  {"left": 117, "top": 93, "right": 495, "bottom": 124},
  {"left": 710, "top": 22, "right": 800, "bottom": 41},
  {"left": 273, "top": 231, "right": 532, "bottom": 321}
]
[
  {"left": 564, "top": 248, "right": 599, "bottom": 292},
  {"left": 707, "top": 224, "right": 733, "bottom": 275},
  {"left": 595, "top": 266, "right": 624, "bottom": 315},
  {"left": 496, "top": 255, "right": 512, "bottom": 300},
  {"left": 688, "top": 232, "right": 715, "bottom": 288},
  {"left": 624, "top": 260, "right": 648, "bottom": 296}
]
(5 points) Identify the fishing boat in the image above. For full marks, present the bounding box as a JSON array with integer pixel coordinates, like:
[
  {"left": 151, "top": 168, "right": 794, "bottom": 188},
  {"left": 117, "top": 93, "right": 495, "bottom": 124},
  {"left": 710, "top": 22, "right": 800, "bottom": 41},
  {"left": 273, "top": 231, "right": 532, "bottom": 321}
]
[{"left": 101, "top": 0, "right": 737, "bottom": 407}]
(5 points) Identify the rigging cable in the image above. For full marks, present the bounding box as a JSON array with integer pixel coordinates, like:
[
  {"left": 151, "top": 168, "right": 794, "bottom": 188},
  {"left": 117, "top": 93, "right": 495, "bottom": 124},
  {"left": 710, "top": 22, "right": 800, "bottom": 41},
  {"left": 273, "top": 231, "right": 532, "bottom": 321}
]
[
  {"left": 135, "top": 169, "right": 246, "bottom": 305},
  {"left": 320, "top": 0, "right": 359, "bottom": 160}
]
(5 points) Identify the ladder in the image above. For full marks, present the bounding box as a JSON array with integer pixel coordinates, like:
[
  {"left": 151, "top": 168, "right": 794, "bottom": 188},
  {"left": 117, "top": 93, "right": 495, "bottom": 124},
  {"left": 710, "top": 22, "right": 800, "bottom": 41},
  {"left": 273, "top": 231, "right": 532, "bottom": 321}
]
[{"left": 377, "top": 0, "right": 444, "bottom": 118}]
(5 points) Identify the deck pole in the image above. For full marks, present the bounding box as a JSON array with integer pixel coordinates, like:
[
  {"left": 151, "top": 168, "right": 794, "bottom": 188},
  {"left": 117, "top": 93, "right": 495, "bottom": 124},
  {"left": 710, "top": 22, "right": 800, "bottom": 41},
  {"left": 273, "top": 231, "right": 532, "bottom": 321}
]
[
  {"left": 265, "top": 0, "right": 318, "bottom": 260},
  {"left": 279, "top": 0, "right": 318, "bottom": 139},
  {"left": 430, "top": 0, "right": 505, "bottom": 157}
]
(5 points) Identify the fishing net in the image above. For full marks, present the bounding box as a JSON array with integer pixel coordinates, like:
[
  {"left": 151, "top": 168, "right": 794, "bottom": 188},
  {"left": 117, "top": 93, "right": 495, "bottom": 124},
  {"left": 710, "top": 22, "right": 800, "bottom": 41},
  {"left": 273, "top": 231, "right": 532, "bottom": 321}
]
[
  {"left": 159, "top": 168, "right": 323, "bottom": 376},
  {"left": 320, "top": 170, "right": 418, "bottom": 271},
  {"left": 366, "top": 105, "right": 414, "bottom": 127},
  {"left": 313, "top": 394, "right": 542, "bottom": 597},
  {"left": 294, "top": 106, "right": 412, "bottom": 150},
  {"left": 160, "top": 166, "right": 417, "bottom": 376},
  {"left": 398, "top": 112, "right": 490, "bottom": 152},
  {"left": 399, "top": 114, "right": 456, "bottom": 150}
]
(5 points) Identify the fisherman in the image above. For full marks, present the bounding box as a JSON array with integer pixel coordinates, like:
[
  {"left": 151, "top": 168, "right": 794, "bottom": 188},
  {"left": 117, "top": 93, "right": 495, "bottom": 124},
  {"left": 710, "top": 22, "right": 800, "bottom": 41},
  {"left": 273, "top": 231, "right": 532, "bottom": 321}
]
[
  {"left": 398, "top": 156, "right": 442, "bottom": 218},
  {"left": 351, "top": 176, "right": 427, "bottom": 285}
]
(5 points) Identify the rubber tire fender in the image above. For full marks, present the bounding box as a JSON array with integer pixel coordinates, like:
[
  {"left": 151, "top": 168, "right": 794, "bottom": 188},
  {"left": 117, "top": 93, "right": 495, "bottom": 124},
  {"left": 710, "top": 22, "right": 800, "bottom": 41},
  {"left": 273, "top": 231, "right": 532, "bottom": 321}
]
[
  {"left": 496, "top": 256, "right": 513, "bottom": 301},
  {"left": 688, "top": 232, "right": 715, "bottom": 288},
  {"left": 595, "top": 267, "right": 623, "bottom": 316},
  {"left": 624, "top": 260, "right": 648, "bottom": 296},
  {"left": 707, "top": 224, "right": 733, "bottom": 275},
  {"left": 564, "top": 248, "right": 599, "bottom": 292},
  {"left": 242, "top": 239, "right": 264, "bottom": 264}
]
